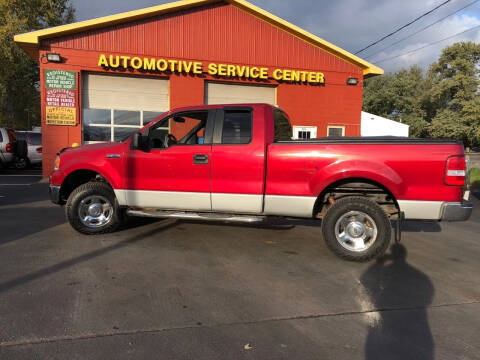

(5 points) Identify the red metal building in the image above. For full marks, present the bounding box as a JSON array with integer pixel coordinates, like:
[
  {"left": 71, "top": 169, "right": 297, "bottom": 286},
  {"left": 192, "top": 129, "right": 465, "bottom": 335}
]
[{"left": 15, "top": 0, "right": 382, "bottom": 177}]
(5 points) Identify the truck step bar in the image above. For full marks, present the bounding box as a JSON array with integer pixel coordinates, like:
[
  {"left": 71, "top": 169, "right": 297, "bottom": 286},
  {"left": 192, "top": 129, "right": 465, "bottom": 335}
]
[{"left": 126, "top": 209, "right": 266, "bottom": 223}]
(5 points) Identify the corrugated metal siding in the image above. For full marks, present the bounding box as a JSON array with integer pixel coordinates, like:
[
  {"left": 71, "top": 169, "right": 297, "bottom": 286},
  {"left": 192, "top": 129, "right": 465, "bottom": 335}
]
[{"left": 44, "top": 3, "right": 361, "bottom": 75}]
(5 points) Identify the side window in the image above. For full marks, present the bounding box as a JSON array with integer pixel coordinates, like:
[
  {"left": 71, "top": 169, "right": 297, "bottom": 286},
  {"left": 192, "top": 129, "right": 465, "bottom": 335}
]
[
  {"left": 0, "top": 130, "right": 3, "bottom": 142},
  {"left": 149, "top": 111, "right": 209, "bottom": 149},
  {"left": 273, "top": 110, "right": 292, "bottom": 141},
  {"left": 222, "top": 110, "right": 252, "bottom": 144}
]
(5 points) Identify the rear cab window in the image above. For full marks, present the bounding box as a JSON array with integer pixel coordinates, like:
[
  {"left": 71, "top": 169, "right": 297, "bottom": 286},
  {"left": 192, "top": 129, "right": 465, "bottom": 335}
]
[
  {"left": 221, "top": 110, "right": 252, "bottom": 144},
  {"left": 273, "top": 109, "right": 292, "bottom": 141}
]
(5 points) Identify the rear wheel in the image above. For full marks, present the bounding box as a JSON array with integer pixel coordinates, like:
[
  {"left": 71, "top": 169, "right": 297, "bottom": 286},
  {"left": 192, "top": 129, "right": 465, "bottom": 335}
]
[
  {"left": 322, "top": 197, "right": 391, "bottom": 262},
  {"left": 66, "top": 182, "right": 121, "bottom": 234},
  {"left": 14, "top": 156, "right": 30, "bottom": 170}
]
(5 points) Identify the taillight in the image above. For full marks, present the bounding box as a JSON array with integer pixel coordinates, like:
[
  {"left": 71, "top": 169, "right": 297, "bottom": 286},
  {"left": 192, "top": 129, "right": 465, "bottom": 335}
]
[
  {"left": 36, "top": 147, "right": 42, "bottom": 153},
  {"left": 5, "top": 143, "right": 13, "bottom": 153},
  {"left": 445, "top": 155, "right": 466, "bottom": 186}
]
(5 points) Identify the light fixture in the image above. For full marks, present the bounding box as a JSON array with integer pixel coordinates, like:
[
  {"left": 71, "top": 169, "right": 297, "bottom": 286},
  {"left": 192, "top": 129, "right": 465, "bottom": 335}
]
[
  {"left": 46, "top": 53, "right": 62, "bottom": 63},
  {"left": 346, "top": 77, "right": 359, "bottom": 86}
]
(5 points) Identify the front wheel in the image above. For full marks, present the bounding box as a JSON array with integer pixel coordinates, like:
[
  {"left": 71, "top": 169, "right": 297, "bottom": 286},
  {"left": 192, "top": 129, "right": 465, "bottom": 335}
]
[
  {"left": 66, "top": 182, "right": 121, "bottom": 234},
  {"left": 322, "top": 197, "right": 391, "bottom": 262}
]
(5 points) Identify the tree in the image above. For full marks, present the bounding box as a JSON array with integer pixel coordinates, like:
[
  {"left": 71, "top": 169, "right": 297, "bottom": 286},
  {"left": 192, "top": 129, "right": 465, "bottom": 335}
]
[
  {"left": 0, "top": 0, "right": 75, "bottom": 129},
  {"left": 363, "top": 66, "right": 428, "bottom": 137},
  {"left": 425, "top": 42, "right": 480, "bottom": 146},
  {"left": 363, "top": 42, "right": 480, "bottom": 146}
]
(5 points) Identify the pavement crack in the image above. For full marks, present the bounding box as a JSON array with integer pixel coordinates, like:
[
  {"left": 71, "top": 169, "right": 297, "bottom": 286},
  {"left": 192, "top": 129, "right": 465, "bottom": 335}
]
[{"left": 1, "top": 300, "right": 478, "bottom": 348}]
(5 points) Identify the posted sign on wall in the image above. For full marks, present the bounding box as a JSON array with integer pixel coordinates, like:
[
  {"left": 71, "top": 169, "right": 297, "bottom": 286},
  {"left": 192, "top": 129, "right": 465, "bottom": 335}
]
[{"left": 44, "top": 70, "right": 77, "bottom": 126}]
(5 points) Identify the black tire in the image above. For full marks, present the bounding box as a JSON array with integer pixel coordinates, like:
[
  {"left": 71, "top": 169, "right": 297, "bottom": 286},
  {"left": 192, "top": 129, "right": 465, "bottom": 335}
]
[
  {"left": 322, "top": 197, "right": 391, "bottom": 262},
  {"left": 14, "top": 156, "right": 30, "bottom": 170},
  {"left": 66, "top": 182, "right": 121, "bottom": 235}
]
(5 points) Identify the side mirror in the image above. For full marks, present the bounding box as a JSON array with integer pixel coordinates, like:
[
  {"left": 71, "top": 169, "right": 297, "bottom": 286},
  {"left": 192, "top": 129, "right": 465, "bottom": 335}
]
[{"left": 131, "top": 132, "right": 150, "bottom": 151}]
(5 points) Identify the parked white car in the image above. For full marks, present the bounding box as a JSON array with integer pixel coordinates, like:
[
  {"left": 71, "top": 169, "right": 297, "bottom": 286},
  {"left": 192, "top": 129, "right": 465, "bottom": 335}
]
[
  {"left": 0, "top": 127, "right": 17, "bottom": 169},
  {"left": 14, "top": 131, "right": 42, "bottom": 169}
]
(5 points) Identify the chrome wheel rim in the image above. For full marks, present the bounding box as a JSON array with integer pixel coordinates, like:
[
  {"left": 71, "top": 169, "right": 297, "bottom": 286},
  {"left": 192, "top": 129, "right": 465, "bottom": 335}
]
[
  {"left": 334, "top": 211, "right": 378, "bottom": 252},
  {"left": 78, "top": 195, "right": 113, "bottom": 228}
]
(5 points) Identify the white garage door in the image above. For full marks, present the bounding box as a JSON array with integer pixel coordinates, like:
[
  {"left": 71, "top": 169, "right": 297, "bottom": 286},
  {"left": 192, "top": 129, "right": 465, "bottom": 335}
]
[
  {"left": 82, "top": 73, "right": 169, "bottom": 143},
  {"left": 205, "top": 82, "right": 276, "bottom": 105}
]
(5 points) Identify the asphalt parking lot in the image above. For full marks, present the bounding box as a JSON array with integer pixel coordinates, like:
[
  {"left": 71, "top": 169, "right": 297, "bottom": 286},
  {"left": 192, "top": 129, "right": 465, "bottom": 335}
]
[{"left": 0, "top": 169, "right": 479, "bottom": 359}]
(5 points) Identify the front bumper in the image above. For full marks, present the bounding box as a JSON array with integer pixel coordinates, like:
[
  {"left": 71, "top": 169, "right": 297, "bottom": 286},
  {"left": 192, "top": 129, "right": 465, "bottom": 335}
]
[
  {"left": 441, "top": 201, "right": 473, "bottom": 221},
  {"left": 49, "top": 185, "right": 61, "bottom": 204}
]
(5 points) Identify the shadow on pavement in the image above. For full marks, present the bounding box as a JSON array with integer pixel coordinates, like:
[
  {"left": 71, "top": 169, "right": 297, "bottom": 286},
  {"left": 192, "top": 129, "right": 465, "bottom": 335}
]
[
  {"left": 0, "top": 220, "right": 178, "bottom": 294},
  {"left": 361, "top": 243, "right": 434, "bottom": 360}
]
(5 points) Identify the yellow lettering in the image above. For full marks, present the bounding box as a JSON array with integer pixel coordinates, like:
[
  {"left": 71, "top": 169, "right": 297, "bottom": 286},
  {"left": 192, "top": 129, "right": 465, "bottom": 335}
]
[
  {"left": 193, "top": 62, "right": 203, "bottom": 74},
  {"left": 168, "top": 59, "right": 178, "bottom": 72},
  {"left": 217, "top": 64, "right": 227, "bottom": 76},
  {"left": 208, "top": 63, "right": 218, "bottom": 75},
  {"left": 131, "top": 57, "right": 142, "bottom": 69},
  {"left": 182, "top": 61, "right": 193, "bottom": 73},
  {"left": 109, "top": 55, "right": 119, "bottom": 68},
  {"left": 283, "top": 70, "right": 292, "bottom": 81},
  {"left": 143, "top": 58, "right": 156, "bottom": 70},
  {"left": 308, "top": 72, "right": 316, "bottom": 82},
  {"left": 227, "top": 64, "right": 236, "bottom": 77},
  {"left": 291, "top": 70, "right": 300, "bottom": 82},
  {"left": 236, "top": 65, "right": 246, "bottom": 77},
  {"left": 259, "top": 67, "right": 269, "bottom": 79},
  {"left": 157, "top": 59, "right": 168, "bottom": 71},
  {"left": 250, "top": 67, "right": 260, "bottom": 78},
  {"left": 273, "top": 69, "right": 283, "bottom": 80},
  {"left": 120, "top": 56, "right": 130, "bottom": 68},
  {"left": 317, "top": 72, "right": 325, "bottom": 83},
  {"left": 300, "top": 71, "right": 308, "bottom": 82},
  {"left": 98, "top": 54, "right": 108, "bottom": 67}
]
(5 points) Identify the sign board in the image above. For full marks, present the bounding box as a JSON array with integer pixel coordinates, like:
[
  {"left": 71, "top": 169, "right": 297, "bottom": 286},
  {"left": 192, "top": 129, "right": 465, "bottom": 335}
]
[
  {"left": 44, "top": 70, "right": 77, "bottom": 126},
  {"left": 45, "top": 70, "right": 76, "bottom": 90},
  {"left": 45, "top": 106, "right": 76, "bottom": 126}
]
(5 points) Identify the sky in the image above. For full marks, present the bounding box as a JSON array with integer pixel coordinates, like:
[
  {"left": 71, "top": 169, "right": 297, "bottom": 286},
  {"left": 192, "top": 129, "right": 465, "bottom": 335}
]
[{"left": 70, "top": 0, "right": 480, "bottom": 73}]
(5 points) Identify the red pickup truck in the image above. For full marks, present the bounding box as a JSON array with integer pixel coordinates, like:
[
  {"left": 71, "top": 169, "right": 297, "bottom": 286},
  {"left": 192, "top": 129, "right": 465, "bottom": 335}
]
[{"left": 49, "top": 104, "right": 472, "bottom": 261}]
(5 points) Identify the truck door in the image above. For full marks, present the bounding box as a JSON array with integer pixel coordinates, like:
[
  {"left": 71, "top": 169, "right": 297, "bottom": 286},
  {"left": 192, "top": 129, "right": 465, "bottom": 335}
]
[
  {"left": 125, "top": 109, "right": 215, "bottom": 211},
  {"left": 210, "top": 107, "right": 267, "bottom": 214}
]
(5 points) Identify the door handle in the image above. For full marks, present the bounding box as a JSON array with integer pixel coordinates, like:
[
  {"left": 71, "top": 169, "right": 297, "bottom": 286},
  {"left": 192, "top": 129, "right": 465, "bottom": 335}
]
[{"left": 193, "top": 154, "right": 209, "bottom": 164}]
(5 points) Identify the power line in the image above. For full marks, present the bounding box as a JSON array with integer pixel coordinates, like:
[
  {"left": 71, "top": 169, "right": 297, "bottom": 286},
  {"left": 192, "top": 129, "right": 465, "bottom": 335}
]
[
  {"left": 373, "top": 23, "right": 480, "bottom": 64},
  {"left": 354, "top": 0, "right": 453, "bottom": 54},
  {"left": 365, "top": 0, "right": 480, "bottom": 60}
]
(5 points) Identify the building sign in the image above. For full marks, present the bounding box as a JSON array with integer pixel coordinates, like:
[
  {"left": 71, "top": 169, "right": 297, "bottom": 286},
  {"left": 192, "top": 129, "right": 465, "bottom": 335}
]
[
  {"left": 45, "top": 70, "right": 76, "bottom": 90},
  {"left": 97, "top": 54, "right": 325, "bottom": 84},
  {"left": 44, "top": 70, "right": 77, "bottom": 126}
]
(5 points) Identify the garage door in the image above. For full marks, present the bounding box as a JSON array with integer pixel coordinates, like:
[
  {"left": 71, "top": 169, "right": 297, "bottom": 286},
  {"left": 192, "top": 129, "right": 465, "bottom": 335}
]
[
  {"left": 205, "top": 82, "right": 276, "bottom": 105},
  {"left": 82, "top": 73, "right": 169, "bottom": 143}
]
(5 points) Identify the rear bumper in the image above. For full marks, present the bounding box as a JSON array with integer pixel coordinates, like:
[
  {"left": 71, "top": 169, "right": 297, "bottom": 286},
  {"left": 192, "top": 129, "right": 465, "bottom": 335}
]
[
  {"left": 49, "top": 185, "right": 61, "bottom": 204},
  {"left": 441, "top": 201, "right": 473, "bottom": 221}
]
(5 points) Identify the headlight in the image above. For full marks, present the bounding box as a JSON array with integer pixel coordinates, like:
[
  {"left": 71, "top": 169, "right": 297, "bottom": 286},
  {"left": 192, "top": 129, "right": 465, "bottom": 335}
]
[{"left": 54, "top": 155, "right": 61, "bottom": 171}]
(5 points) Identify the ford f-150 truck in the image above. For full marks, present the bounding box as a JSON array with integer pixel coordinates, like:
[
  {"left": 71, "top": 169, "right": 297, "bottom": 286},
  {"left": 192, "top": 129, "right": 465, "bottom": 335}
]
[{"left": 49, "top": 104, "right": 473, "bottom": 261}]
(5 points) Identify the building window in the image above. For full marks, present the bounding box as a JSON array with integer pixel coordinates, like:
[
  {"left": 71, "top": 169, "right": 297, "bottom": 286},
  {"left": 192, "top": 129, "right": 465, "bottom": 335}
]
[
  {"left": 327, "top": 126, "right": 345, "bottom": 137},
  {"left": 83, "top": 109, "right": 166, "bottom": 143},
  {"left": 292, "top": 126, "right": 317, "bottom": 140}
]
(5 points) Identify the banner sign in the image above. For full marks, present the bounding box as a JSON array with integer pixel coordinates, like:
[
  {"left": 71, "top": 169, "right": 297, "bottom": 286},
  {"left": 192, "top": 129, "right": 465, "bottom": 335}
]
[
  {"left": 44, "top": 70, "right": 77, "bottom": 126},
  {"left": 98, "top": 54, "right": 325, "bottom": 84}
]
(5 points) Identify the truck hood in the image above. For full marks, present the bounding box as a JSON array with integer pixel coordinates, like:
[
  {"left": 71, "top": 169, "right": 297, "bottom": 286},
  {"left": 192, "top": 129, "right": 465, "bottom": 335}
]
[{"left": 62, "top": 142, "right": 126, "bottom": 154}]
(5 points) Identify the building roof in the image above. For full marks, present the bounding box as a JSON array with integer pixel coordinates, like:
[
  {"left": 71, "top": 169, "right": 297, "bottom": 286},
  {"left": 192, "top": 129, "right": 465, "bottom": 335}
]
[{"left": 14, "top": 0, "right": 383, "bottom": 77}]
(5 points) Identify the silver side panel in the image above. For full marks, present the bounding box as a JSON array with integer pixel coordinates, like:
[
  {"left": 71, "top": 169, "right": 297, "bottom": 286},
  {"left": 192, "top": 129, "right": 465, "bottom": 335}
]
[
  {"left": 116, "top": 190, "right": 211, "bottom": 211},
  {"left": 397, "top": 200, "right": 444, "bottom": 220},
  {"left": 264, "top": 195, "right": 317, "bottom": 218},
  {"left": 211, "top": 193, "right": 263, "bottom": 214},
  {"left": 114, "top": 189, "right": 127, "bottom": 206}
]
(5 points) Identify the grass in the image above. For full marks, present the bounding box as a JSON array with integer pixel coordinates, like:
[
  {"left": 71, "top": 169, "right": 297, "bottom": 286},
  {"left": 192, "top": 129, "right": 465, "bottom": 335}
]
[{"left": 470, "top": 168, "right": 480, "bottom": 190}]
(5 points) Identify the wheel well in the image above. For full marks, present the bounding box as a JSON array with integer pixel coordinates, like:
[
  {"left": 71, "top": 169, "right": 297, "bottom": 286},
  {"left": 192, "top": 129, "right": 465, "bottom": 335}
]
[
  {"left": 59, "top": 170, "right": 111, "bottom": 204},
  {"left": 314, "top": 178, "right": 399, "bottom": 218}
]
